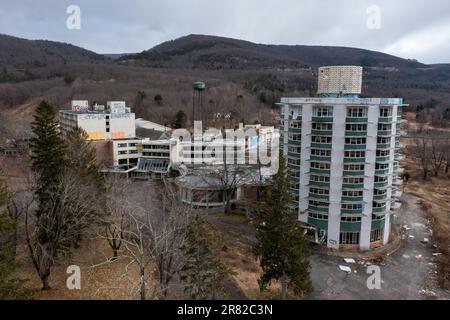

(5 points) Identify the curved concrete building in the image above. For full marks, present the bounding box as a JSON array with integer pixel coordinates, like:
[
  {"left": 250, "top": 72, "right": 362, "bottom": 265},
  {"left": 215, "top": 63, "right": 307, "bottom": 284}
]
[{"left": 279, "top": 66, "right": 406, "bottom": 251}]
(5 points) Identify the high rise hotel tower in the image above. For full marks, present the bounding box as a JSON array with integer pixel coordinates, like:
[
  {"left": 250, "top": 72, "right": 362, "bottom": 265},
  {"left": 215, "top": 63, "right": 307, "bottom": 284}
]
[{"left": 279, "top": 66, "right": 406, "bottom": 251}]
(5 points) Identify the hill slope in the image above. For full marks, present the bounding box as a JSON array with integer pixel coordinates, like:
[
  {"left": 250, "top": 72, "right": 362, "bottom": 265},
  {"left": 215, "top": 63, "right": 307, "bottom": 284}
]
[{"left": 120, "top": 34, "right": 426, "bottom": 70}]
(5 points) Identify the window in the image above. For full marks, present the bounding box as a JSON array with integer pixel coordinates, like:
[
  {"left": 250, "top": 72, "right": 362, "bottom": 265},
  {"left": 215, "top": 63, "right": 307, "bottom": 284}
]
[
  {"left": 377, "top": 137, "right": 390, "bottom": 144},
  {"left": 309, "top": 200, "right": 329, "bottom": 208},
  {"left": 376, "top": 149, "right": 390, "bottom": 157},
  {"left": 345, "top": 137, "right": 366, "bottom": 145},
  {"left": 379, "top": 108, "right": 392, "bottom": 117},
  {"left": 375, "top": 163, "right": 389, "bottom": 170},
  {"left": 344, "top": 164, "right": 365, "bottom": 171},
  {"left": 371, "top": 214, "right": 385, "bottom": 221},
  {"left": 118, "top": 159, "right": 127, "bottom": 165},
  {"left": 378, "top": 123, "right": 392, "bottom": 131},
  {"left": 346, "top": 124, "right": 367, "bottom": 131},
  {"left": 373, "top": 201, "right": 386, "bottom": 208},
  {"left": 340, "top": 232, "right": 360, "bottom": 244},
  {"left": 129, "top": 143, "right": 137, "bottom": 147},
  {"left": 312, "top": 123, "right": 333, "bottom": 130},
  {"left": 311, "top": 149, "right": 331, "bottom": 157},
  {"left": 374, "top": 176, "right": 387, "bottom": 182},
  {"left": 347, "top": 107, "right": 367, "bottom": 117},
  {"left": 313, "top": 106, "right": 333, "bottom": 117},
  {"left": 308, "top": 212, "right": 328, "bottom": 220},
  {"left": 344, "top": 151, "right": 365, "bottom": 158},
  {"left": 310, "top": 188, "right": 329, "bottom": 195},
  {"left": 341, "top": 203, "right": 363, "bottom": 210},
  {"left": 311, "top": 162, "right": 331, "bottom": 170},
  {"left": 288, "top": 146, "right": 301, "bottom": 153},
  {"left": 310, "top": 175, "right": 330, "bottom": 182},
  {"left": 289, "top": 120, "right": 302, "bottom": 128},
  {"left": 343, "top": 177, "right": 364, "bottom": 184},
  {"left": 288, "top": 133, "right": 302, "bottom": 141},
  {"left": 370, "top": 228, "right": 384, "bottom": 242},
  {"left": 312, "top": 136, "right": 332, "bottom": 144},
  {"left": 288, "top": 158, "right": 301, "bottom": 166},
  {"left": 341, "top": 216, "right": 362, "bottom": 222},
  {"left": 342, "top": 190, "right": 363, "bottom": 197},
  {"left": 374, "top": 189, "right": 387, "bottom": 195},
  {"left": 118, "top": 150, "right": 127, "bottom": 155}
]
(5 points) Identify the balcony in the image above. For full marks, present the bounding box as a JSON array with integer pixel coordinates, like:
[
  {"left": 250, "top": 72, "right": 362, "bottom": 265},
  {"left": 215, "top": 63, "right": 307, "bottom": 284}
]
[
  {"left": 376, "top": 156, "right": 390, "bottom": 162},
  {"left": 310, "top": 167, "right": 331, "bottom": 175},
  {"left": 288, "top": 127, "right": 302, "bottom": 133},
  {"left": 377, "top": 143, "right": 391, "bottom": 149},
  {"left": 288, "top": 151, "right": 301, "bottom": 158},
  {"left": 342, "top": 183, "right": 364, "bottom": 189},
  {"left": 310, "top": 155, "right": 331, "bottom": 162},
  {"left": 308, "top": 205, "right": 329, "bottom": 213},
  {"left": 341, "top": 208, "right": 363, "bottom": 215},
  {"left": 311, "top": 142, "right": 332, "bottom": 149},
  {"left": 374, "top": 181, "right": 388, "bottom": 188},
  {"left": 342, "top": 196, "right": 364, "bottom": 202},
  {"left": 373, "top": 194, "right": 388, "bottom": 201},
  {"left": 307, "top": 216, "right": 328, "bottom": 230},
  {"left": 377, "top": 130, "right": 393, "bottom": 137},
  {"left": 373, "top": 206, "right": 387, "bottom": 213},
  {"left": 309, "top": 193, "right": 330, "bottom": 201},
  {"left": 371, "top": 219, "right": 386, "bottom": 230},
  {"left": 378, "top": 117, "right": 393, "bottom": 123},
  {"left": 340, "top": 221, "right": 362, "bottom": 232},
  {"left": 312, "top": 116, "right": 334, "bottom": 123},
  {"left": 343, "top": 170, "right": 365, "bottom": 176},
  {"left": 344, "top": 157, "right": 366, "bottom": 163},
  {"left": 345, "top": 131, "right": 367, "bottom": 137},
  {"left": 311, "top": 129, "right": 332, "bottom": 136},
  {"left": 346, "top": 117, "right": 368, "bottom": 123},
  {"left": 344, "top": 144, "right": 366, "bottom": 150},
  {"left": 309, "top": 180, "right": 330, "bottom": 188},
  {"left": 375, "top": 168, "right": 389, "bottom": 175},
  {"left": 288, "top": 139, "right": 302, "bottom": 146}
]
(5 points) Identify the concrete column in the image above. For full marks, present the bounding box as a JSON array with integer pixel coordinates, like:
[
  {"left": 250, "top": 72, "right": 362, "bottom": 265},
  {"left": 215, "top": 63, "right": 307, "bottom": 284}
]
[
  {"left": 361, "top": 105, "right": 379, "bottom": 250},
  {"left": 328, "top": 105, "right": 345, "bottom": 250},
  {"left": 299, "top": 104, "right": 312, "bottom": 223}
]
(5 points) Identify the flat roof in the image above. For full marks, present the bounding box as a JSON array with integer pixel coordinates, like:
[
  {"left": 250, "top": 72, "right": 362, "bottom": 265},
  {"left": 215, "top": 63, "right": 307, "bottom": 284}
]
[{"left": 279, "top": 97, "right": 407, "bottom": 106}]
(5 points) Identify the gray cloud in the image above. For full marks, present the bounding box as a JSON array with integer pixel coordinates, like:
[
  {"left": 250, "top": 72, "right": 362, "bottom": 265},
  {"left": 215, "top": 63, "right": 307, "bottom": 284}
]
[{"left": 0, "top": 0, "right": 449, "bottom": 63}]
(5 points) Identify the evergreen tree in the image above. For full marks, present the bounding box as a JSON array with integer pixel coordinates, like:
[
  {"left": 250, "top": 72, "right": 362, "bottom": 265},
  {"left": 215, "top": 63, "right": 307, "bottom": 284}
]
[
  {"left": 253, "top": 155, "right": 313, "bottom": 299},
  {"left": 0, "top": 171, "right": 32, "bottom": 300},
  {"left": 63, "top": 127, "right": 106, "bottom": 247},
  {"left": 180, "top": 215, "right": 231, "bottom": 299},
  {"left": 64, "top": 126, "right": 105, "bottom": 190},
  {"left": 30, "top": 100, "right": 67, "bottom": 214},
  {"left": 174, "top": 110, "right": 187, "bottom": 129}
]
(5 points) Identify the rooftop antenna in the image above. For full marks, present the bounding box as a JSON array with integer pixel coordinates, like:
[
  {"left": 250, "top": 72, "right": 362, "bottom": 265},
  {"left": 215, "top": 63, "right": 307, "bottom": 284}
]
[{"left": 192, "top": 81, "right": 206, "bottom": 127}]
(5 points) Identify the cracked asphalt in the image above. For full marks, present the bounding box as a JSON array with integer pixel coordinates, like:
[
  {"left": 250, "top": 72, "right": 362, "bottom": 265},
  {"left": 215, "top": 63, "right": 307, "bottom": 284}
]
[{"left": 308, "top": 193, "right": 450, "bottom": 300}]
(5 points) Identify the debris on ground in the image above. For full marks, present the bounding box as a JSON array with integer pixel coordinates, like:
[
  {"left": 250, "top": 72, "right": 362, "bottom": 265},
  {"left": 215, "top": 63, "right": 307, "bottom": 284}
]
[
  {"left": 421, "top": 238, "right": 429, "bottom": 244},
  {"left": 402, "top": 254, "right": 410, "bottom": 259},
  {"left": 415, "top": 254, "right": 422, "bottom": 259},
  {"left": 344, "top": 258, "right": 356, "bottom": 264},
  {"left": 339, "top": 265, "right": 352, "bottom": 273},
  {"left": 419, "top": 289, "right": 437, "bottom": 297}
]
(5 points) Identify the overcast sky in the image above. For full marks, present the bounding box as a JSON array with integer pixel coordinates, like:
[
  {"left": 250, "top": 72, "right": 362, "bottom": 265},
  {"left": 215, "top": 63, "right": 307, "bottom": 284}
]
[{"left": 1, "top": 0, "right": 449, "bottom": 64}]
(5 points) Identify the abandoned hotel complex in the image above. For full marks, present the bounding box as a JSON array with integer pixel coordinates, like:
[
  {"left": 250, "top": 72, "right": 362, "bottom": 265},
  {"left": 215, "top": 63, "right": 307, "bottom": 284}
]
[{"left": 57, "top": 65, "right": 406, "bottom": 252}]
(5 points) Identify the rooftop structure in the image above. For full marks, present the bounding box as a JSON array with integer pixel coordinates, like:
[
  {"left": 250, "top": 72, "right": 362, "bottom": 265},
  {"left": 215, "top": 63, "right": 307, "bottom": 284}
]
[{"left": 317, "top": 65, "right": 363, "bottom": 97}]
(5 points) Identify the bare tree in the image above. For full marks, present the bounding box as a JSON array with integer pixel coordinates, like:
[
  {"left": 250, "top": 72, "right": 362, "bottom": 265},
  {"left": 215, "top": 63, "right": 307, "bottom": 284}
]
[
  {"left": 25, "top": 171, "right": 102, "bottom": 290},
  {"left": 96, "top": 180, "right": 193, "bottom": 300},
  {"left": 7, "top": 190, "right": 34, "bottom": 257}
]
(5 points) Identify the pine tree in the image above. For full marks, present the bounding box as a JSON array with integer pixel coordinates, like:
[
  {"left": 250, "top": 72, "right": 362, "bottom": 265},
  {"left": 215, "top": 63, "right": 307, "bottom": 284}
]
[
  {"left": 253, "top": 155, "right": 313, "bottom": 299},
  {"left": 0, "top": 170, "right": 32, "bottom": 300},
  {"left": 174, "top": 110, "right": 187, "bottom": 129},
  {"left": 64, "top": 126, "right": 105, "bottom": 190},
  {"left": 180, "top": 215, "right": 231, "bottom": 300},
  {"left": 63, "top": 127, "right": 106, "bottom": 247},
  {"left": 30, "top": 100, "right": 67, "bottom": 214}
]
